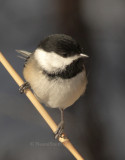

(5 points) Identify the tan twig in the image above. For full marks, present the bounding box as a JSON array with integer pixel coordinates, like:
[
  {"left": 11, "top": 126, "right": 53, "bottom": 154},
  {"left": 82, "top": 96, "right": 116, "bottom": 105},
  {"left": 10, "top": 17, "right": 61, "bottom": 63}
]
[{"left": 0, "top": 52, "right": 85, "bottom": 160}]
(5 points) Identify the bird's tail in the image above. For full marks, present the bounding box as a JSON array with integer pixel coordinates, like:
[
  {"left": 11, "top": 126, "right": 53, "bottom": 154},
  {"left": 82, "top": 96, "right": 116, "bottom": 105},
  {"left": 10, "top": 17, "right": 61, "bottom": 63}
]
[{"left": 16, "top": 50, "right": 32, "bottom": 60}]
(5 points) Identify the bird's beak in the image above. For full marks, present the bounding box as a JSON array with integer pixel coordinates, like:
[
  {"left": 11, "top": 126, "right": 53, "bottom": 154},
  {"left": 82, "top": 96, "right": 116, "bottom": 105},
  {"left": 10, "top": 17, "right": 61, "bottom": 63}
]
[{"left": 80, "top": 53, "right": 89, "bottom": 58}]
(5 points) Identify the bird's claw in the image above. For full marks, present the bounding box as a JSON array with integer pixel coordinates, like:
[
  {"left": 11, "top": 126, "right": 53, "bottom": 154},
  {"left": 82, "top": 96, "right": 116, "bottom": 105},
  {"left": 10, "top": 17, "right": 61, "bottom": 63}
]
[
  {"left": 54, "top": 122, "right": 65, "bottom": 139},
  {"left": 19, "top": 82, "right": 31, "bottom": 94}
]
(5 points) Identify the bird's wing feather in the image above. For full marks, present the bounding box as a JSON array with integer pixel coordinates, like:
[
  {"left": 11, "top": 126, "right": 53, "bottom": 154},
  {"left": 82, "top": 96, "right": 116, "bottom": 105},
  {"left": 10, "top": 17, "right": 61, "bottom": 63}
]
[
  {"left": 16, "top": 50, "right": 32, "bottom": 66},
  {"left": 16, "top": 50, "right": 32, "bottom": 58}
]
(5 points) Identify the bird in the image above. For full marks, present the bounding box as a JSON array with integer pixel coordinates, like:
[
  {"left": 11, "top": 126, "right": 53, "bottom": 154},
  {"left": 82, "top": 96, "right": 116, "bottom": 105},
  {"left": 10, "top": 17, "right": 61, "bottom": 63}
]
[{"left": 17, "top": 34, "right": 88, "bottom": 139}]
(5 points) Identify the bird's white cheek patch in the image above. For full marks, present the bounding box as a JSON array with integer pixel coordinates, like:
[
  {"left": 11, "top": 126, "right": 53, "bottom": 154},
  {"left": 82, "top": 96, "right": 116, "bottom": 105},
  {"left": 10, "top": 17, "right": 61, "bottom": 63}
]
[{"left": 34, "top": 49, "right": 80, "bottom": 73}]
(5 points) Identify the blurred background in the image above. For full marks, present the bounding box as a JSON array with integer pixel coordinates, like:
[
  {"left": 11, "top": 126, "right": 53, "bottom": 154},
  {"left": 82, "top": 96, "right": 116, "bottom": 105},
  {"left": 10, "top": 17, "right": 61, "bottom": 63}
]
[{"left": 0, "top": 0, "right": 125, "bottom": 160}]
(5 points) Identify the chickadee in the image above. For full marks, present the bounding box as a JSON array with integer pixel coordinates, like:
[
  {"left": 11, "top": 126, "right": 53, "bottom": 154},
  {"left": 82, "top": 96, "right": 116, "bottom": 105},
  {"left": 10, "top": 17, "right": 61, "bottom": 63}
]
[{"left": 17, "top": 34, "right": 88, "bottom": 139}]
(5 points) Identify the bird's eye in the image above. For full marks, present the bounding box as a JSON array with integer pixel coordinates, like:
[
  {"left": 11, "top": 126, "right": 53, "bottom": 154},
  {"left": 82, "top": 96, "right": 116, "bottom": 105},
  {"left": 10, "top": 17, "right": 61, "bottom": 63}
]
[
  {"left": 61, "top": 52, "right": 68, "bottom": 57},
  {"left": 81, "top": 48, "right": 84, "bottom": 53}
]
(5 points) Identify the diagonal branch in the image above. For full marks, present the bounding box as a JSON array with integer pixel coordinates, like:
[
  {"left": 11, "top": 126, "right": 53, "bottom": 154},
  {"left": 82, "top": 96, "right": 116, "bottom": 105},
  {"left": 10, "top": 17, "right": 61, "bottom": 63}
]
[{"left": 0, "top": 52, "right": 84, "bottom": 160}]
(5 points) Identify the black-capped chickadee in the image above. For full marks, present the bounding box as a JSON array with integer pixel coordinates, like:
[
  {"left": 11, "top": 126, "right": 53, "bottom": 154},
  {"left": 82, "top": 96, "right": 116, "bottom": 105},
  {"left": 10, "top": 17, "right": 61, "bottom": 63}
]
[{"left": 17, "top": 34, "right": 88, "bottom": 139}]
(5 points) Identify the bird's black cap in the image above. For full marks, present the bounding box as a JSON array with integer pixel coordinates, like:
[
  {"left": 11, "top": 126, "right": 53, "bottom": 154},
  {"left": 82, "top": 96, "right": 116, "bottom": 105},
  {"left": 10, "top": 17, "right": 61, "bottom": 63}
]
[{"left": 38, "top": 34, "right": 83, "bottom": 57}]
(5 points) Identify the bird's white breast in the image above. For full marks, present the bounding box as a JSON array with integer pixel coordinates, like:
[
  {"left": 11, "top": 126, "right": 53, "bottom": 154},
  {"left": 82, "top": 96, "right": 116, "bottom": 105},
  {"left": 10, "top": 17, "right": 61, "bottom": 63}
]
[{"left": 30, "top": 71, "right": 86, "bottom": 109}]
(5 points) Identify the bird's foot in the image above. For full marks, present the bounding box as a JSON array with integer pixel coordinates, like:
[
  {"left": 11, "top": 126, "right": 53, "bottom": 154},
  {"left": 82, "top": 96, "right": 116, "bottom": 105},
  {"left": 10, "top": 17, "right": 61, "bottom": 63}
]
[
  {"left": 54, "top": 121, "right": 65, "bottom": 139},
  {"left": 19, "top": 82, "right": 31, "bottom": 94}
]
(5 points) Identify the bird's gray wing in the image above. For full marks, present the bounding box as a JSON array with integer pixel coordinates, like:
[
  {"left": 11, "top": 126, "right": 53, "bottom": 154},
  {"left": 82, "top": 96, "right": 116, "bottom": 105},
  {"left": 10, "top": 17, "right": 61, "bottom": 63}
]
[
  {"left": 16, "top": 50, "right": 32, "bottom": 66},
  {"left": 16, "top": 50, "right": 32, "bottom": 59}
]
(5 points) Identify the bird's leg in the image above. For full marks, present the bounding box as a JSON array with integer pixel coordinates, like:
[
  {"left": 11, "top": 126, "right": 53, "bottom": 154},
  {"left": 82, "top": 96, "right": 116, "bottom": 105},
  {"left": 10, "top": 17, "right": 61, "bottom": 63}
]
[
  {"left": 55, "top": 108, "right": 65, "bottom": 139},
  {"left": 19, "top": 82, "right": 31, "bottom": 94}
]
